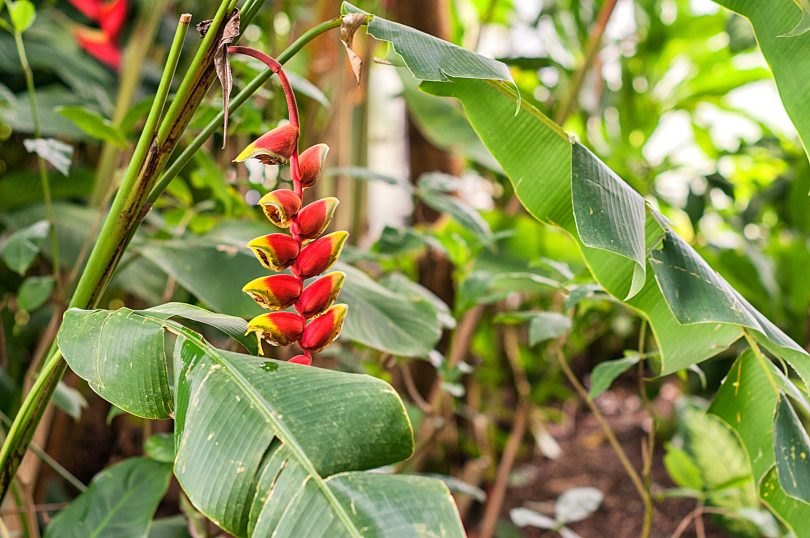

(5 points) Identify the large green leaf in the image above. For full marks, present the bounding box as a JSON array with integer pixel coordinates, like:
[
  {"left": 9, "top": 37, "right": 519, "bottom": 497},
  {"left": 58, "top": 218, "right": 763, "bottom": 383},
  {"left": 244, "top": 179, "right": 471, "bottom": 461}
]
[
  {"left": 341, "top": 2, "right": 513, "bottom": 86},
  {"left": 713, "top": 0, "right": 810, "bottom": 158},
  {"left": 58, "top": 307, "right": 464, "bottom": 537},
  {"left": 137, "top": 223, "right": 442, "bottom": 358},
  {"left": 709, "top": 351, "right": 810, "bottom": 535},
  {"left": 419, "top": 76, "right": 808, "bottom": 377},
  {"left": 774, "top": 395, "right": 810, "bottom": 502},
  {"left": 57, "top": 304, "right": 254, "bottom": 418},
  {"left": 44, "top": 457, "right": 172, "bottom": 538}
]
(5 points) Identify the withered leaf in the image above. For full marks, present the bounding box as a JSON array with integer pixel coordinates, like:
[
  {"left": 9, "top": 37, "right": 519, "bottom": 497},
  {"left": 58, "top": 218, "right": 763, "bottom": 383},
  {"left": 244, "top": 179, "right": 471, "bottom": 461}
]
[
  {"left": 216, "top": 9, "right": 241, "bottom": 148},
  {"left": 340, "top": 13, "right": 367, "bottom": 85}
]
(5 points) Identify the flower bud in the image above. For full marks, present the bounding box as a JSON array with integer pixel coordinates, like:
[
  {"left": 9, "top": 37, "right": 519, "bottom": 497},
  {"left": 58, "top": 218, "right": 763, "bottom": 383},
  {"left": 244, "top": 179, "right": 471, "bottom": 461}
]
[
  {"left": 247, "top": 233, "right": 300, "bottom": 271},
  {"left": 242, "top": 274, "right": 302, "bottom": 310},
  {"left": 298, "top": 144, "right": 329, "bottom": 188},
  {"left": 288, "top": 354, "right": 312, "bottom": 366},
  {"left": 297, "top": 272, "right": 345, "bottom": 319},
  {"left": 258, "top": 189, "right": 301, "bottom": 228},
  {"left": 75, "top": 28, "right": 122, "bottom": 69},
  {"left": 234, "top": 124, "right": 299, "bottom": 165},
  {"left": 294, "top": 231, "right": 348, "bottom": 279},
  {"left": 247, "top": 312, "right": 305, "bottom": 348},
  {"left": 300, "top": 304, "right": 347, "bottom": 352},
  {"left": 297, "top": 198, "right": 339, "bottom": 241}
]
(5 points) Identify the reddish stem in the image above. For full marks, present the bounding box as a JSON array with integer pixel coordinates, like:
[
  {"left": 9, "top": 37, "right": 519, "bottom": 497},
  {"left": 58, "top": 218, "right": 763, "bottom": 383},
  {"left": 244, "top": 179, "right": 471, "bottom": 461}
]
[{"left": 228, "top": 45, "right": 311, "bottom": 361}]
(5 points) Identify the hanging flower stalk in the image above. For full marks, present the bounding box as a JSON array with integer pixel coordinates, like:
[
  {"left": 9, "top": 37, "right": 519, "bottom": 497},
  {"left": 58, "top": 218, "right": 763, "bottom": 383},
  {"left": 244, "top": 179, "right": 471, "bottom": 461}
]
[{"left": 229, "top": 46, "right": 348, "bottom": 366}]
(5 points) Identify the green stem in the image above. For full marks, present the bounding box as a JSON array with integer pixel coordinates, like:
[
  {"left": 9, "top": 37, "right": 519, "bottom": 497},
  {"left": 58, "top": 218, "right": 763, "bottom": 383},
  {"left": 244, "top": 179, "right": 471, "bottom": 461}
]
[
  {"left": 145, "top": 17, "right": 344, "bottom": 207},
  {"left": 0, "top": 13, "right": 193, "bottom": 501},
  {"left": 9, "top": 19, "right": 63, "bottom": 300}
]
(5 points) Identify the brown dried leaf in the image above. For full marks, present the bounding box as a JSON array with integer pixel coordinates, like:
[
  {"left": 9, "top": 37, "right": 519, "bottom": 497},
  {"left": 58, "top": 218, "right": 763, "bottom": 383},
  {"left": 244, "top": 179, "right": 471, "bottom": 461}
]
[
  {"left": 216, "top": 9, "right": 241, "bottom": 148},
  {"left": 340, "top": 13, "right": 367, "bottom": 85}
]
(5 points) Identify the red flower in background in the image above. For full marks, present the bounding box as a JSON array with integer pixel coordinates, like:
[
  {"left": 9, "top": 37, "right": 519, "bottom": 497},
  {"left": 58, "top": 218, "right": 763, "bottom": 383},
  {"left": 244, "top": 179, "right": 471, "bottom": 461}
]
[{"left": 69, "top": 0, "right": 128, "bottom": 70}]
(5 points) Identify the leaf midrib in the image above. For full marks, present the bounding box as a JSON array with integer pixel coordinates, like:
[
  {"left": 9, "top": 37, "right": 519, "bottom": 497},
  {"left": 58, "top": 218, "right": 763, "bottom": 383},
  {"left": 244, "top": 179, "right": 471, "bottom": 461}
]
[{"left": 148, "top": 315, "right": 363, "bottom": 538}]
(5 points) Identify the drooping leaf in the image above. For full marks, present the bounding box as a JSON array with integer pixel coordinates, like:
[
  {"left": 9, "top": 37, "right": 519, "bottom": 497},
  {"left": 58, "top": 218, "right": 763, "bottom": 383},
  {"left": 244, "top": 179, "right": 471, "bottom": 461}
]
[
  {"left": 774, "top": 395, "right": 810, "bottom": 502},
  {"left": 57, "top": 303, "right": 256, "bottom": 419},
  {"left": 509, "top": 507, "right": 556, "bottom": 529},
  {"left": 759, "top": 467, "right": 810, "bottom": 538},
  {"left": 663, "top": 443, "right": 704, "bottom": 492},
  {"left": 0, "top": 219, "right": 49, "bottom": 275},
  {"left": 588, "top": 355, "right": 640, "bottom": 399},
  {"left": 341, "top": 2, "right": 514, "bottom": 86},
  {"left": 419, "top": 76, "right": 805, "bottom": 376},
  {"left": 57, "top": 106, "right": 127, "bottom": 148},
  {"left": 23, "top": 138, "right": 73, "bottom": 175},
  {"left": 58, "top": 306, "right": 464, "bottom": 537},
  {"left": 44, "top": 457, "right": 172, "bottom": 538}
]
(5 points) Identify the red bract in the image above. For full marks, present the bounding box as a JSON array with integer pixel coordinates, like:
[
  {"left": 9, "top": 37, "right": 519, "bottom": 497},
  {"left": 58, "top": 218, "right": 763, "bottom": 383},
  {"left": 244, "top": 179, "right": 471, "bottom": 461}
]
[
  {"left": 247, "top": 233, "right": 300, "bottom": 271},
  {"left": 234, "top": 124, "right": 299, "bottom": 165},
  {"left": 242, "top": 274, "right": 302, "bottom": 310},
  {"left": 295, "top": 231, "right": 348, "bottom": 279},
  {"left": 75, "top": 29, "right": 122, "bottom": 69},
  {"left": 298, "top": 197, "right": 339, "bottom": 240},
  {"left": 247, "top": 312, "right": 305, "bottom": 349},
  {"left": 259, "top": 189, "right": 301, "bottom": 228},
  {"left": 299, "top": 144, "right": 329, "bottom": 188},
  {"left": 99, "top": 0, "right": 127, "bottom": 40},
  {"left": 297, "top": 272, "right": 345, "bottom": 319},
  {"left": 288, "top": 354, "right": 312, "bottom": 366},
  {"left": 300, "top": 304, "right": 347, "bottom": 352}
]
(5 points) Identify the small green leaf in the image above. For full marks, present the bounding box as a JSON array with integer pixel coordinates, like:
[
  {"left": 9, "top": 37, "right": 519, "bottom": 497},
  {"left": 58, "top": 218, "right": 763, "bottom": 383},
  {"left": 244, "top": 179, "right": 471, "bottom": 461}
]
[
  {"left": 774, "top": 395, "right": 810, "bottom": 502},
  {"left": 528, "top": 312, "right": 571, "bottom": 346},
  {"left": 17, "top": 275, "right": 54, "bottom": 311},
  {"left": 9, "top": 0, "right": 35, "bottom": 33},
  {"left": 23, "top": 138, "right": 73, "bottom": 176},
  {"left": 44, "top": 457, "right": 172, "bottom": 538},
  {"left": 663, "top": 443, "right": 704, "bottom": 491},
  {"left": 588, "top": 355, "right": 640, "bottom": 399},
  {"left": 418, "top": 173, "right": 493, "bottom": 243},
  {"left": 0, "top": 220, "right": 49, "bottom": 275},
  {"left": 57, "top": 106, "right": 127, "bottom": 148},
  {"left": 145, "top": 433, "right": 175, "bottom": 464},
  {"left": 53, "top": 382, "right": 87, "bottom": 421}
]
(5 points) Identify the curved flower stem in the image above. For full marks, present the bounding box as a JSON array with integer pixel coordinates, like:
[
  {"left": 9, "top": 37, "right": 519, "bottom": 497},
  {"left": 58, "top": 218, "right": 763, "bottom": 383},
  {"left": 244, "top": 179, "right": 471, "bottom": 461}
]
[
  {"left": 227, "top": 45, "right": 314, "bottom": 362},
  {"left": 145, "top": 17, "right": 344, "bottom": 208}
]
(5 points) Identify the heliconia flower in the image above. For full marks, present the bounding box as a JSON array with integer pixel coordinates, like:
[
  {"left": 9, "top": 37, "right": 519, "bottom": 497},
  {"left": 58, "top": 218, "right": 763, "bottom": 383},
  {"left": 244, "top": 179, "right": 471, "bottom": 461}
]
[
  {"left": 247, "top": 233, "right": 300, "bottom": 271},
  {"left": 294, "top": 231, "right": 348, "bottom": 279},
  {"left": 258, "top": 189, "right": 301, "bottom": 228},
  {"left": 298, "top": 197, "right": 339, "bottom": 240},
  {"left": 69, "top": 0, "right": 102, "bottom": 18},
  {"left": 99, "top": 0, "right": 128, "bottom": 40},
  {"left": 75, "top": 28, "right": 122, "bottom": 69},
  {"left": 300, "top": 304, "right": 347, "bottom": 352},
  {"left": 288, "top": 354, "right": 312, "bottom": 366},
  {"left": 234, "top": 124, "right": 299, "bottom": 165},
  {"left": 298, "top": 144, "right": 329, "bottom": 188},
  {"left": 247, "top": 312, "right": 305, "bottom": 349},
  {"left": 242, "top": 274, "right": 302, "bottom": 310},
  {"left": 297, "top": 272, "right": 345, "bottom": 319}
]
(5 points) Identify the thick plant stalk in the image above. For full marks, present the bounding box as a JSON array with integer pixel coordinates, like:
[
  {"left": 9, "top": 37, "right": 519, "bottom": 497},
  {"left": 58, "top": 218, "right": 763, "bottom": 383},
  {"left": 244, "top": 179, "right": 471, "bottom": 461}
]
[{"left": 0, "top": 10, "right": 199, "bottom": 500}]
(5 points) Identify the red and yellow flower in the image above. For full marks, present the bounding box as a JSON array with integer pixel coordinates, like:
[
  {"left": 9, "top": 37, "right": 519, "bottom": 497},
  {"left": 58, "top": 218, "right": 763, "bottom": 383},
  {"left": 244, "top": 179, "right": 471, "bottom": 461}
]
[{"left": 229, "top": 47, "right": 349, "bottom": 365}]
